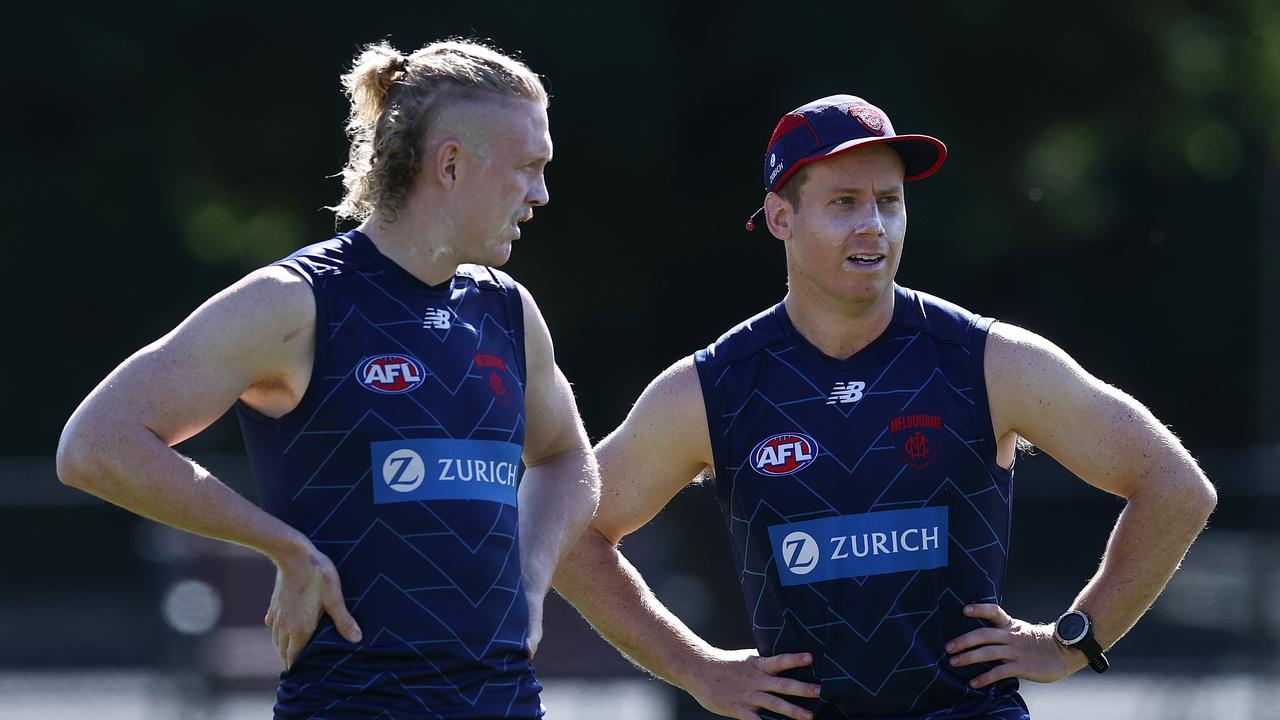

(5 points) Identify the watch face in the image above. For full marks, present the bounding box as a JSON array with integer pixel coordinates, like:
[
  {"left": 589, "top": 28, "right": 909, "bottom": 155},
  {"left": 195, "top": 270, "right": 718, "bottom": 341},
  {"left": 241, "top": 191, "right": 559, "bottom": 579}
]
[{"left": 1056, "top": 612, "right": 1088, "bottom": 645}]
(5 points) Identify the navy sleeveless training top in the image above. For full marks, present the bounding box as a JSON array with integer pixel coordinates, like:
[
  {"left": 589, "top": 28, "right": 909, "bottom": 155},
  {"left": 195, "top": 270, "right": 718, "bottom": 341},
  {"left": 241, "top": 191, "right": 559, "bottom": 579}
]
[
  {"left": 237, "top": 230, "right": 542, "bottom": 719},
  {"left": 693, "top": 285, "right": 1028, "bottom": 719}
]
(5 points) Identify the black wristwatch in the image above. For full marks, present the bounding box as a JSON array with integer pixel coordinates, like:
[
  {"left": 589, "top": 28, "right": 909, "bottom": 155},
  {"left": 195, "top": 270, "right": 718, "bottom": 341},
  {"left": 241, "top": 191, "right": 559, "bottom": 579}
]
[{"left": 1053, "top": 610, "right": 1109, "bottom": 673}]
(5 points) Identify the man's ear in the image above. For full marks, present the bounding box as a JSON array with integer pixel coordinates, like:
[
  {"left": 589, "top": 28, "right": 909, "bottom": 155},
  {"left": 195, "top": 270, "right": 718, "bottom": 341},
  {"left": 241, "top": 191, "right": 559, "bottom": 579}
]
[
  {"left": 435, "top": 139, "right": 463, "bottom": 190},
  {"left": 764, "top": 191, "right": 793, "bottom": 241}
]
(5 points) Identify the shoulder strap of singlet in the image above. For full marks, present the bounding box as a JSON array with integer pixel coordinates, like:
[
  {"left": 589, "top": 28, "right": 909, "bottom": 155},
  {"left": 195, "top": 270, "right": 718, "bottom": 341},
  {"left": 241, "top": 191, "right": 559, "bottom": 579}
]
[
  {"left": 692, "top": 305, "right": 788, "bottom": 486},
  {"left": 459, "top": 264, "right": 527, "bottom": 385},
  {"left": 456, "top": 264, "right": 507, "bottom": 291}
]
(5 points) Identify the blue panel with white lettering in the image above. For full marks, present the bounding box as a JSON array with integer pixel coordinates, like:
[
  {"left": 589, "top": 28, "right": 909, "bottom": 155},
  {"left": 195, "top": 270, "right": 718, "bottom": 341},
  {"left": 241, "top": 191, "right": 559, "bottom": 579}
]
[
  {"left": 768, "top": 507, "right": 948, "bottom": 586},
  {"left": 370, "top": 439, "right": 522, "bottom": 507}
]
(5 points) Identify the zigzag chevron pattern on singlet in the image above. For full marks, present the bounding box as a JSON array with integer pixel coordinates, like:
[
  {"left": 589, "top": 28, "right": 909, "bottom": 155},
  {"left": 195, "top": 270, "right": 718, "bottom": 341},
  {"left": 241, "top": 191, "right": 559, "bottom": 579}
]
[
  {"left": 695, "top": 285, "right": 1030, "bottom": 719},
  {"left": 238, "top": 231, "right": 542, "bottom": 719}
]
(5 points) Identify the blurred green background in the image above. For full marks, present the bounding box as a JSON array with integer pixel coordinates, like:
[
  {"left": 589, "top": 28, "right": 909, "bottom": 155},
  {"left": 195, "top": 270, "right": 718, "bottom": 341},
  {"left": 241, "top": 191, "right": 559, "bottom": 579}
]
[{"left": 2, "top": 1, "right": 1277, "bottom": 717}]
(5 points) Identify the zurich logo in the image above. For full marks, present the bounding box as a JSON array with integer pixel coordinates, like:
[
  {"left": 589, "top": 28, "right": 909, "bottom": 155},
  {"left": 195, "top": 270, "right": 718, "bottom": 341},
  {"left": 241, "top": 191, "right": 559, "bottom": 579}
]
[
  {"left": 358, "top": 354, "right": 426, "bottom": 394},
  {"left": 381, "top": 448, "right": 426, "bottom": 493},
  {"left": 781, "top": 531, "right": 819, "bottom": 575},
  {"left": 751, "top": 432, "right": 819, "bottom": 476}
]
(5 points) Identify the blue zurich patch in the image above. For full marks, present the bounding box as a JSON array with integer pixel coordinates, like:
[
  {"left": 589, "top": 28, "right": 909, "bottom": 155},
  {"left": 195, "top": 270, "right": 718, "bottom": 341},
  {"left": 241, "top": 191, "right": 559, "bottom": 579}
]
[
  {"left": 370, "top": 439, "right": 522, "bottom": 506},
  {"left": 768, "top": 507, "right": 949, "bottom": 586}
]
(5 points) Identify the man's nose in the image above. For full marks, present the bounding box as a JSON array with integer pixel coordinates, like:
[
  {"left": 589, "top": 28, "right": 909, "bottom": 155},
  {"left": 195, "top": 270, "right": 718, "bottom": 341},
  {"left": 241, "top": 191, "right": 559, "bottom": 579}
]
[
  {"left": 852, "top": 203, "right": 885, "bottom": 236},
  {"left": 529, "top": 174, "right": 549, "bottom": 207}
]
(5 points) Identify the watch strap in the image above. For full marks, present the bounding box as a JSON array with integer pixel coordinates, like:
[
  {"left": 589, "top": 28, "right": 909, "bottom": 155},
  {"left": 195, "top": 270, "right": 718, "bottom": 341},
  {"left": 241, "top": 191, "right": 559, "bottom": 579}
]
[{"left": 1076, "top": 632, "right": 1109, "bottom": 673}]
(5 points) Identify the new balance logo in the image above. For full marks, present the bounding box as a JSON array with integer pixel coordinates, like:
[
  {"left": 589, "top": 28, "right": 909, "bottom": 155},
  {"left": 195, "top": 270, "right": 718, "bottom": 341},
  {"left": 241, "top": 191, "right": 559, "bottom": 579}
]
[
  {"left": 422, "top": 308, "right": 451, "bottom": 329},
  {"left": 826, "top": 380, "right": 866, "bottom": 405}
]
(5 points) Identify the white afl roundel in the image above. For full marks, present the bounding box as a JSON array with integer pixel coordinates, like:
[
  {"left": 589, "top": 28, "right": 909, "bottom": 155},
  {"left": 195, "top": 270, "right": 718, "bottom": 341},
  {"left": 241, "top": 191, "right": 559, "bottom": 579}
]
[
  {"left": 751, "top": 432, "right": 819, "bottom": 476},
  {"left": 358, "top": 354, "right": 426, "bottom": 394}
]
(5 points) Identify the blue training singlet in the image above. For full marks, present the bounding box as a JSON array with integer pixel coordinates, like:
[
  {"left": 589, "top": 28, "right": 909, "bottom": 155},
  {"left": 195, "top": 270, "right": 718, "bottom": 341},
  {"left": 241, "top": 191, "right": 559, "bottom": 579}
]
[
  {"left": 693, "top": 285, "right": 1028, "bottom": 720},
  {"left": 237, "top": 230, "right": 542, "bottom": 719}
]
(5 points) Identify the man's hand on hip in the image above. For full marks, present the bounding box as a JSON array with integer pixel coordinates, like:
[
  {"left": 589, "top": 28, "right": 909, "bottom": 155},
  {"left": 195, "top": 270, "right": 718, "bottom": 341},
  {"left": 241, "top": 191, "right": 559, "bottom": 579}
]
[
  {"left": 264, "top": 542, "right": 363, "bottom": 669},
  {"left": 946, "top": 603, "right": 1085, "bottom": 688},
  {"left": 681, "top": 648, "right": 822, "bottom": 720}
]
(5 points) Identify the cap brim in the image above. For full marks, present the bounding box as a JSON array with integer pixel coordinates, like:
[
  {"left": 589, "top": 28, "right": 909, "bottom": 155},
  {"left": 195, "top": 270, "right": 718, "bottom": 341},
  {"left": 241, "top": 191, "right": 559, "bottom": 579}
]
[
  {"left": 776, "top": 134, "right": 947, "bottom": 190},
  {"left": 752, "top": 132, "right": 949, "bottom": 229}
]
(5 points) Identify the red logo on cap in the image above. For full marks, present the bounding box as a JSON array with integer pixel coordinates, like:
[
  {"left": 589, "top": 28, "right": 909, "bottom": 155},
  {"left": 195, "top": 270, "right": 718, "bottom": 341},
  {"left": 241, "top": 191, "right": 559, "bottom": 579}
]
[{"left": 849, "top": 105, "right": 887, "bottom": 136}]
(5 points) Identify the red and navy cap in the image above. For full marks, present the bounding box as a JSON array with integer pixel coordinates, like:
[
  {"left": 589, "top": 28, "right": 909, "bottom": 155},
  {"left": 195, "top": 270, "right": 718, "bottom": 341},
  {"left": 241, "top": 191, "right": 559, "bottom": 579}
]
[{"left": 746, "top": 94, "right": 947, "bottom": 230}]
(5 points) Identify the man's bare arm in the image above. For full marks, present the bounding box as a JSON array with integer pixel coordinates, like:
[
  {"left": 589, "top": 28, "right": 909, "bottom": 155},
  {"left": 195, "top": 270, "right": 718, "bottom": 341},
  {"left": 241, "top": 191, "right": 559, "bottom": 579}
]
[
  {"left": 514, "top": 283, "right": 601, "bottom": 657},
  {"left": 56, "top": 266, "right": 361, "bottom": 667},
  {"left": 553, "top": 357, "right": 820, "bottom": 720},
  {"left": 947, "top": 322, "right": 1217, "bottom": 688}
]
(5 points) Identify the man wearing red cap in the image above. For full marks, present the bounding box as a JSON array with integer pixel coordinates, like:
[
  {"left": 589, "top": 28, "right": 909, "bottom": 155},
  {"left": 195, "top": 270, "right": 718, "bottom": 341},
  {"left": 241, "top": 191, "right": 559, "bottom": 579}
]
[{"left": 554, "top": 95, "right": 1217, "bottom": 719}]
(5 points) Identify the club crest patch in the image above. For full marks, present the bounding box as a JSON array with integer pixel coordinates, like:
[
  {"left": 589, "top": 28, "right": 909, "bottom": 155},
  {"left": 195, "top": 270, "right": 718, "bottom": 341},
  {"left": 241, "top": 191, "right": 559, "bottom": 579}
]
[
  {"left": 849, "top": 104, "right": 887, "bottom": 136},
  {"left": 888, "top": 413, "right": 943, "bottom": 470}
]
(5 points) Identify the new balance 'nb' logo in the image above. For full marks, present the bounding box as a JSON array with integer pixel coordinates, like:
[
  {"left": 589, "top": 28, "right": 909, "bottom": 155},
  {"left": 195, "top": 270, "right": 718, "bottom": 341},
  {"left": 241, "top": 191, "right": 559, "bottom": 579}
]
[
  {"left": 827, "top": 380, "right": 866, "bottom": 404},
  {"left": 422, "top": 308, "right": 451, "bottom": 329}
]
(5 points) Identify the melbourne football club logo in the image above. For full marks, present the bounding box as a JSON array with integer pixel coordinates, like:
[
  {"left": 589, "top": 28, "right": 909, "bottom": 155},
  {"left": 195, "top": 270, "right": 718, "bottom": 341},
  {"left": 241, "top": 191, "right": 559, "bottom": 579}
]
[
  {"left": 780, "top": 531, "right": 819, "bottom": 575},
  {"left": 751, "top": 432, "right": 819, "bottom": 476},
  {"left": 476, "top": 354, "right": 513, "bottom": 407},
  {"left": 381, "top": 448, "right": 426, "bottom": 493},
  {"left": 849, "top": 103, "right": 887, "bottom": 136},
  {"left": 358, "top": 354, "right": 426, "bottom": 394},
  {"left": 888, "top": 413, "right": 943, "bottom": 470}
]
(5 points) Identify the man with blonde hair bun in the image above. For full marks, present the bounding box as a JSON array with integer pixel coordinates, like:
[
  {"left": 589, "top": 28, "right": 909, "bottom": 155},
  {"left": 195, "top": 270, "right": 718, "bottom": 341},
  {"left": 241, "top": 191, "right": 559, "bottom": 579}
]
[
  {"left": 57, "top": 38, "right": 599, "bottom": 719},
  {"left": 555, "top": 95, "right": 1217, "bottom": 719}
]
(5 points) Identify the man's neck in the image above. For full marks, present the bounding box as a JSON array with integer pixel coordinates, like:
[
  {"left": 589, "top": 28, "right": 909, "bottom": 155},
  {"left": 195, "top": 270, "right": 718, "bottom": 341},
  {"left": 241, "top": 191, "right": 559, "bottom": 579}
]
[
  {"left": 782, "top": 282, "right": 896, "bottom": 361},
  {"left": 356, "top": 206, "right": 462, "bottom": 287}
]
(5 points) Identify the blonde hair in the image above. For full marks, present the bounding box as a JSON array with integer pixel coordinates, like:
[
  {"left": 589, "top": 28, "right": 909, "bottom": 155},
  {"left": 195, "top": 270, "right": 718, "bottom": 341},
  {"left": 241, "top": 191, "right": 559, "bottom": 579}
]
[{"left": 331, "top": 39, "right": 549, "bottom": 223}]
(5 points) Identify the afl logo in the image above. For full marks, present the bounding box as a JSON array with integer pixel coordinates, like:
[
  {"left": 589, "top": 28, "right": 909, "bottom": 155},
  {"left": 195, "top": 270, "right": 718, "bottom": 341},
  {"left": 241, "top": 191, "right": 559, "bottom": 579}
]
[
  {"left": 358, "top": 355, "right": 426, "bottom": 394},
  {"left": 781, "top": 531, "right": 819, "bottom": 575},
  {"left": 751, "top": 432, "right": 819, "bottom": 476}
]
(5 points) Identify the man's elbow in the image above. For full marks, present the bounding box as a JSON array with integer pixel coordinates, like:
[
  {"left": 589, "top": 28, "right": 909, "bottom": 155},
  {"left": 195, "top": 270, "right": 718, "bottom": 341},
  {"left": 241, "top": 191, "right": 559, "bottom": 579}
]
[
  {"left": 1162, "top": 467, "right": 1218, "bottom": 527},
  {"left": 590, "top": 521, "right": 626, "bottom": 548},
  {"left": 553, "top": 524, "right": 620, "bottom": 590},
  {"left": 55, "top": 419, "right": 110, "bottom": 494},
  {"left": 1127, "top": 464, "right": 1217, "bottom": 527},
  {"left": 55, "top": 430, "right": 94, "bottom": 491},
  {"left": 1189, "top": 476, "right": 1218, "bottom": 523}
]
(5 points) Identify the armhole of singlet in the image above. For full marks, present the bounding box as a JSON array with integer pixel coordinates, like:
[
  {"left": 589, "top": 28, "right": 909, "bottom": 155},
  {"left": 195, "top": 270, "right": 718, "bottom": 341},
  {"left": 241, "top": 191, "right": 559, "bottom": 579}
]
[
  {"left": 971, "top": 316, "right": 1013, "bottom": 478},
  {"left": 495, "top": 272, "right": 528, "bottom": 388},
  {"left": 235, "top": 260, "right": 330, "bottom": 429},
  {"left": 692, "top": 349, "right": 729, "bottom": 490}
]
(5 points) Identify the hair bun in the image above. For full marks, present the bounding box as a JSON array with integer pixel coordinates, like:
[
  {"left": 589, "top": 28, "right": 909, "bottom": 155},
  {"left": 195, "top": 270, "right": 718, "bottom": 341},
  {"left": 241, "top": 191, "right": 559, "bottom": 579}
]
[
  {"left": 333, "top": 38, "right": 548, "bottom": 224},
  {"left": 375, "top": 53, "right": 409, "bottom": 95}
]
